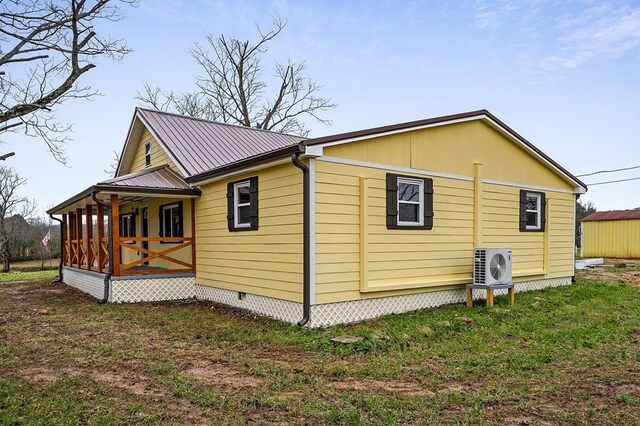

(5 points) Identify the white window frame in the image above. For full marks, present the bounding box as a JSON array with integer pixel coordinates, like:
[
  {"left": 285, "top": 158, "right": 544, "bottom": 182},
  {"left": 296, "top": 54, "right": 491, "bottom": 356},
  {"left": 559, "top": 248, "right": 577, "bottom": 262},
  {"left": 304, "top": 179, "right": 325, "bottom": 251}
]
[
  {"left": 397, "top": 177, "right": 424, "bottom": 227},
  {"left": 233, "top": 180, "right": 251, "bottom": 228},
  {"left": 161, "top": 202, "right": 181, "bottom": 238},
  {"left": 525, "top": 192, "right": 542, "bottom": 230},
  {"left": 144, "top": 140, "right": 151, "bottom": 167}
]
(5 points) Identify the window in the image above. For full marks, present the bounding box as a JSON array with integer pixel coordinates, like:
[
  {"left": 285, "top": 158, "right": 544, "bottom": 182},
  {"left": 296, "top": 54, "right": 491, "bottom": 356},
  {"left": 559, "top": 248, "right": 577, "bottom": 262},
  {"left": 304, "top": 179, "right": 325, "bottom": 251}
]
[
  {"left": 119, "top": 213, "right": 136, "bottom": 238},
  {"left": 227, "top": 177, "right": 258, "bottom": 231},
  {"left": 159, "top": 201, "right": 183, "bottom": 240},
  {"left": 386, "top": 173, "right": 433, "bottom": 230},
  {"left": 519, "top": 190, "right": 546, "bottom": 232},
  {"left": 144, "top": 140, "right": 151, "bottom": 167}
]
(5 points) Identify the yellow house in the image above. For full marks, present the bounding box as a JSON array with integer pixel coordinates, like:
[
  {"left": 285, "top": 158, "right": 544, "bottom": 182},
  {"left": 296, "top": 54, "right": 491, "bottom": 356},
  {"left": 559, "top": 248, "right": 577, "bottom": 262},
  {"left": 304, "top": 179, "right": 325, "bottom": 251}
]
[
  {"left": 48, "top": 108, "right": 587, "bottom": 327},
  {"left": 581, "top": 210, "right": 640, "bottom": 258}
]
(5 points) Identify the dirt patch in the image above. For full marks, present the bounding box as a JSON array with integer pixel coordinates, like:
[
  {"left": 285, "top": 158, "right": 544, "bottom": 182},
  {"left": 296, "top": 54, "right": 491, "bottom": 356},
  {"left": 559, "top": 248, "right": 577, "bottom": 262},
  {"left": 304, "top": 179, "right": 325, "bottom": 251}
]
[
  {"left": 581, "top": 267, "right": 640, "bottom": 286},
  {"left": 183, "top": 360, "right": 262, "bottom": 389},
  {"left": 329, "top": 377, "right": 435, "bottom": 397}
]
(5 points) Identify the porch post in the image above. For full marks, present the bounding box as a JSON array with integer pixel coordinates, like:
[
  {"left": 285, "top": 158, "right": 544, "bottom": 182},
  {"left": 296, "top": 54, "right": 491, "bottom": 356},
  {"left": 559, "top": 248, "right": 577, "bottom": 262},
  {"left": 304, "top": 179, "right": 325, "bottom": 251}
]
[
  {"left": 85, "top": 204, "right": 93, "bottom": 270},
  {"left": 61, "top": 214, "right": 67, "bottom": 266},
  {"left": 67, "top": 212, "right": 75, "bottom": 267},
  {"left": 111, "top": 195, "right": 121, "bottom": 276},
  {"left": 97, "top": 203, "right": 105, "bottom": 273},
  {"left": 76, "top": 208, "right": 83, "bottom": 269},
  {"left": 191, "top": 199, "right": 196, "bottom": 273}
]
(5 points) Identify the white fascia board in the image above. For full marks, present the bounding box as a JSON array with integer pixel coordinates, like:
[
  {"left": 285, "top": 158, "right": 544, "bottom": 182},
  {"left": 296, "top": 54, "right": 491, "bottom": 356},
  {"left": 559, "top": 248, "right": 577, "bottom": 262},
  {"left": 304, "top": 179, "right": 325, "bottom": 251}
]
[{"left": 301, "top": 146, "right": 323, "bottom": 158}]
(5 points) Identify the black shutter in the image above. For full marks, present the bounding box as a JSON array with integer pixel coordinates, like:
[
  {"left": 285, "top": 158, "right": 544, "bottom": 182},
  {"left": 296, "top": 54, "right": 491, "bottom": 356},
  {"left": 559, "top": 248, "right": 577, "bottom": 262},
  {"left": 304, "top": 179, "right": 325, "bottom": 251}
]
[
  {"left": 226, "top": 182, "right": 234, "bottom": 231},
  {"left": 519, "top": 190, "right": 527, "bottom": 231},
  {"left": 249, "top": 177, "right": 259, "bottom": 230},
  {"left": 540, "top": 193, "right": 546, "bottom": 232},
  {"left": 424, "top": 178, "right": 434, "bottom": 230},
  {"left": 158, "top": 209, "right": 163, "bottom": 237},
  {"left": 386, "top": 173, "right": 398, "bottom": 229},
  {"left": 131, "top": 214, "right": 136, "bottom": 237}
]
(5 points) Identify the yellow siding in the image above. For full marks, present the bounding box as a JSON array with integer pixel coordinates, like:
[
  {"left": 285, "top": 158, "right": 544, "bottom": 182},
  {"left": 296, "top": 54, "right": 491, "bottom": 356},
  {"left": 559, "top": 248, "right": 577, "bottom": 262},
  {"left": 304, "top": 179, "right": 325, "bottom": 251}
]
[
  {"left": 119, "top": 198, "right": 193, "bottom": 269},
  {"left": 195, "top": 164, "right": 304, "bottom": 302},
  {"left": 315, "top": 119, "right": 577, "bottom": 304},
  {"left": 582, "top": 220, "right": 640, "bottom": 258},
  {"left": 323, "top": 120, "right": 574, "bottom": 191},
  {"left": 128, "top": 129, "right": 181, "bottom": 175}
]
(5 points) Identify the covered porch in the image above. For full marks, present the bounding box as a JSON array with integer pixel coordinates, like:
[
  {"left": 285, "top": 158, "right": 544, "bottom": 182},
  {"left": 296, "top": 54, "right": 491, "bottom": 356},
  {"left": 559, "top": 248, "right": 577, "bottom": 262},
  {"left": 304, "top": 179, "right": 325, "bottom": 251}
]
[{"left": 48, "top": 166, "right": 201, "bottom": 302}]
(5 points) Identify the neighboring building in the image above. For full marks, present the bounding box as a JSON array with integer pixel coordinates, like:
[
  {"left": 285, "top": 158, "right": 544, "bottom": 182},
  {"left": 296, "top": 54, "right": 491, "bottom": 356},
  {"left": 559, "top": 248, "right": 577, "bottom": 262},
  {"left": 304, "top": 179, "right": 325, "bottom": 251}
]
[
  {"left": 48, "top": 108, "right": 587, "bottom": 327},
  {"left": 581, "top": 209, "right": 640, "bottom": 259}
]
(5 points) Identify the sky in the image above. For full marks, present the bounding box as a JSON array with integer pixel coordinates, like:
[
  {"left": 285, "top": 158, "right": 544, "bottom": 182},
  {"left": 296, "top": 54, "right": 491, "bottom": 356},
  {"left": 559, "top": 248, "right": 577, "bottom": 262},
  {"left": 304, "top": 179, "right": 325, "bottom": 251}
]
[{"left": 3, "top": 0, "right": 640, "bottom": 215}]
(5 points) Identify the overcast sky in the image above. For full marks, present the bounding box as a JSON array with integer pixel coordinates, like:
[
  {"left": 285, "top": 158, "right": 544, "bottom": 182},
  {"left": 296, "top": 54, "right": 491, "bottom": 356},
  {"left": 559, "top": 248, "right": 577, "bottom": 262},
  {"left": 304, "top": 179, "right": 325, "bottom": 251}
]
[{"left": 3, "top": 0, "right": 640, "bottom": 215}]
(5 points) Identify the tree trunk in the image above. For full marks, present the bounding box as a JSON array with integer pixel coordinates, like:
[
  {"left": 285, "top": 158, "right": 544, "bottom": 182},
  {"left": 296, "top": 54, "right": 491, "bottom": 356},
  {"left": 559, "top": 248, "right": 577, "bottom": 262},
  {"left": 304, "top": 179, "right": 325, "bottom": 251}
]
[{"left": 1, "top": 244, "right": 10, "bottom": 273}]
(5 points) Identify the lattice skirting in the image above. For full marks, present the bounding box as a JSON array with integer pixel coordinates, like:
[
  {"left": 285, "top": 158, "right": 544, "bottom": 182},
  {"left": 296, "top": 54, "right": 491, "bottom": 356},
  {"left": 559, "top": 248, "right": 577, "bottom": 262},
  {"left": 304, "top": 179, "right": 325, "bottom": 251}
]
[
  {"left": 111, "top": 276, "right": 196, "bottom": 303},
  {"left": 196, "top": 277, "right": 571, "bottom": 328},
  {"left": 62, "top": 267, "right": 106, "bottom": 300},
  {"left": 195, "top": 285, "right": 303, "bottom": 324}
]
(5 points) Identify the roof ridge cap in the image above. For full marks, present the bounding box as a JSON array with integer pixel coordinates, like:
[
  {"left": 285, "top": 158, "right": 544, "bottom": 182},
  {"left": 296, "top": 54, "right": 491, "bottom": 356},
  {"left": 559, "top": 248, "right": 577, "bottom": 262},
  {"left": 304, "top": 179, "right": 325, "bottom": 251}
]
[{"left": 136, "top": 107, "right": 307, "bottom": 139}]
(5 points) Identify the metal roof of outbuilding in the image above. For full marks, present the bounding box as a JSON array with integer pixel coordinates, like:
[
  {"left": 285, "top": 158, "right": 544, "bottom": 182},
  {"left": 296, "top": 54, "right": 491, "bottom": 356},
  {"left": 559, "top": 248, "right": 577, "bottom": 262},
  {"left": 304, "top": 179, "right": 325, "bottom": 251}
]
[{"left": 582, "top": 209, "right": 640, "bottom": 222}]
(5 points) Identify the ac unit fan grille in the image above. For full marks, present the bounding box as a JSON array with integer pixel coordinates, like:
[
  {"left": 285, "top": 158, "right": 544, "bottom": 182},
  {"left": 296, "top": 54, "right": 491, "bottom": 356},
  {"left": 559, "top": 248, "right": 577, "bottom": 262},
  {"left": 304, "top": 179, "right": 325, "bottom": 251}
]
[
  {"left": 489, "top": 253, "right": 507, "bottom": 281},
  {"left": 474, "top": 250, "right": 486, "bottom": 285}
]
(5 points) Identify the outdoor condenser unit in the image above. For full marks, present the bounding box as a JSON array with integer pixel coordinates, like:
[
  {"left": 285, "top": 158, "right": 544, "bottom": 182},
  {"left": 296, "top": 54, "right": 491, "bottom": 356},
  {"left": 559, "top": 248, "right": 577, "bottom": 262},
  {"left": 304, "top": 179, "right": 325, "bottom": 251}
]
[{"left": 473, "top": 248, "right": 512, "bottom": 286}]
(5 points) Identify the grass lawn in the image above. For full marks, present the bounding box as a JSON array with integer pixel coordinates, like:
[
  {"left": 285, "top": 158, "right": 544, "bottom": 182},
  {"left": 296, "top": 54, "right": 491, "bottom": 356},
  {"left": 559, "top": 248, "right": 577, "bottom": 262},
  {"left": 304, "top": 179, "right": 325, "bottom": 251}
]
[{"left": 1, "top": 267, "right": 639, "bottom": 425}]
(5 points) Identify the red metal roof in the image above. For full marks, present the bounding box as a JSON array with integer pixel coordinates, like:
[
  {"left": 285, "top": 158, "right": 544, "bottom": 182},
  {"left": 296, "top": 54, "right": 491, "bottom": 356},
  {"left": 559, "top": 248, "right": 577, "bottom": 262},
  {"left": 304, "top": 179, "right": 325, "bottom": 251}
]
[
  {"left": 137, "top": 108, "right": 303, "bottom": 176},
  {"left": 582, "top": 209, "right": 640, "bottom": 222}
]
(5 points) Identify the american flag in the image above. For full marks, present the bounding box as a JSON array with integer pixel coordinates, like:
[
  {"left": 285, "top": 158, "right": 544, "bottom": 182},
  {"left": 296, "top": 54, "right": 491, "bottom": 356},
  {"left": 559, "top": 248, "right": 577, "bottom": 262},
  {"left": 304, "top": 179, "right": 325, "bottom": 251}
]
[{"left": 41, "top": 230, "right": 51, "bottom": 247}]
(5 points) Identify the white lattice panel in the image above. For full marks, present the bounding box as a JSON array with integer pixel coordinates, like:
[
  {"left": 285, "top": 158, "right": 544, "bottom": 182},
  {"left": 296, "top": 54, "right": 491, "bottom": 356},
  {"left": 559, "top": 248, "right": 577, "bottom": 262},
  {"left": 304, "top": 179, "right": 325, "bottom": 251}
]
[
  {"left": 62, "top": 267, "right": 105, "bottom": 300},
  {"left": 195, "top": 285, "right": 303, "bottom": 324},
  {"left": 111, "top": 276, "right": 196, "bottom": 303}
]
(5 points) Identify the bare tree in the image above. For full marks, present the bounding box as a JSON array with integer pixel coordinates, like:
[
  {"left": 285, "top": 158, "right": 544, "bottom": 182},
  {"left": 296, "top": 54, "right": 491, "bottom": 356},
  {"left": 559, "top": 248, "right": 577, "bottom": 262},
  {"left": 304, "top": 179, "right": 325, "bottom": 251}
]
[
  {"left": 0, "top": 166, "right": 37, "bottom": 272},
  {"left": 0, "top": 0, "right": 135, "bottom": 163},
  {"left": 137, "top": 18, "right": 336, "bottom": 137}
]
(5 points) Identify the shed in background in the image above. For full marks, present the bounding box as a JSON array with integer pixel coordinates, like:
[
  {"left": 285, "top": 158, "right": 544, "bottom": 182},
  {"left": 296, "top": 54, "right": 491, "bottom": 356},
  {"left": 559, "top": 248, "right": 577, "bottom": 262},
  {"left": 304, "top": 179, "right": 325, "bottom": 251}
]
[{"left": 582, "top": 209, "right": 640, "bottom": 259}]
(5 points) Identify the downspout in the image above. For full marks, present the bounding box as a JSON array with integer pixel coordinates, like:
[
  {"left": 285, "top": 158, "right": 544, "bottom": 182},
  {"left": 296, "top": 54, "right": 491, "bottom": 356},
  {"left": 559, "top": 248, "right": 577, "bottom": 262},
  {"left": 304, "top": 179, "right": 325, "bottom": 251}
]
[
  {"left": 92, "top": 192, "right": 113, "bottom": 304},
  {"left": 291, "top": 149, "right": 310, "bottom": 326},
  {"left": 48, "top": 214, "right": 63, "bottom": 284}
]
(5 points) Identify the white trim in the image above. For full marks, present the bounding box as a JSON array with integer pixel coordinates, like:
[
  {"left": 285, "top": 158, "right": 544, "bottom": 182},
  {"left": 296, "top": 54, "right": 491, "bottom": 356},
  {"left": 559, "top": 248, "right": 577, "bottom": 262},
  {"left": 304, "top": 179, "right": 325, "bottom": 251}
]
[
  {"left": 308, "top": 158, "right": 316, "bottom": 306},
  {"left": 524, "top": 192, "right": 542, "bottom": 230},
  {"left": 233, "top": 180, "right": 251, "bottom": 228},
  {"left": 396, "top": 176, "right": 424, "bottom": 226},
  {"left": 191, "top": 158, "right": 291, "bottom": 187},
  {"left": 303, "top": 146, "right": 324, "bottom": 157},
  {"left": 144, "top": 140, "right": 152, "bottom": 167},
  {"left": 318, "top": 156, "right": 474, "bottom": 182},
  {"left": 315, "top": 116, "right": 482, "bottom": 149},
  {"left": 482, "top": 178, "right": 576, "bottom": 194}
]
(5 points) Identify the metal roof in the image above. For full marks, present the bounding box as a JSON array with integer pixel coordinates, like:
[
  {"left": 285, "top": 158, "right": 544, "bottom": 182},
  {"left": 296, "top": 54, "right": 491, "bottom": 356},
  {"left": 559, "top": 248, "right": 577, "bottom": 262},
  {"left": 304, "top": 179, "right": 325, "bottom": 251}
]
[
  {"left": 136, "top": 108, "right": 304, "bottom": 176},
  {"left": 582, "top": 209, "right": 640, "bottom": 222},
  {"left": 47, "top": 166, "right": 200, "bottom": 215}
]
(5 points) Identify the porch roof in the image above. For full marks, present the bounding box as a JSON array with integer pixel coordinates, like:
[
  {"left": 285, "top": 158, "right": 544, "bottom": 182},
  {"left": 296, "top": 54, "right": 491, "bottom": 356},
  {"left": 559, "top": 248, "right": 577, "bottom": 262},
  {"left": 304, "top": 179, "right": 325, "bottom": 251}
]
[{"left": 47, "top": 165, "right": 201, "bottom": 215}]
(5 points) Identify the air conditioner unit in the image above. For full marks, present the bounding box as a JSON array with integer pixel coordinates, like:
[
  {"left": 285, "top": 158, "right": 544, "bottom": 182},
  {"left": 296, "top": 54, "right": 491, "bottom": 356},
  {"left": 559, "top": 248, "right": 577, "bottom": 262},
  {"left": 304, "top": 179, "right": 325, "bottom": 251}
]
[{"left": 473, "top": 248, "right": 512, "bottom": 286}]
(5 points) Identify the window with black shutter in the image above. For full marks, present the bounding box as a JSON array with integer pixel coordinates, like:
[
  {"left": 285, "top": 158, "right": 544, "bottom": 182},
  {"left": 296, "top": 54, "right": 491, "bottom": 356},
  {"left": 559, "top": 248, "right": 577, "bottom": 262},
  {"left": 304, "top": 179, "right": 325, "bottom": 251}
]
[
  {"left": 119, "top": 213, "right": 136, "bottom": 238},
  {"left": 519, "top": 190, "right": 546, "bottom": 232},
  {"left": 386, "top": 173, "right": 434, "bottom": 230},
  {"left": 227, "top": 177, "right": 258, "bottom": 231}
]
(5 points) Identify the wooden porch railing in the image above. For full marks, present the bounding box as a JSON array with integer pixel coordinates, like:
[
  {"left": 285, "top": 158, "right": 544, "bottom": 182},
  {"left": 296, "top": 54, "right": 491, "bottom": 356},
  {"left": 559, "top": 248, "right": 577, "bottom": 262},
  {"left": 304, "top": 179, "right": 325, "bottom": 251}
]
[{"left": 118, "top": 237, "right": 194, "bottom": 275}]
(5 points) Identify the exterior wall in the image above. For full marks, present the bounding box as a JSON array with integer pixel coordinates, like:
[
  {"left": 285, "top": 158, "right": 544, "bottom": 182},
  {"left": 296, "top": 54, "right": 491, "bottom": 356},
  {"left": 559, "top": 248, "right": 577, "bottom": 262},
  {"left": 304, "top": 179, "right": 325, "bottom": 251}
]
[
  {"left": 194, "top": 163, "right": 304, "bottom": 302},
  {"left": 315, "top": 119, "right": 576, "bottom": 305},
  {"left": 119, "top": 198, "right": 193, "bottom": 270},
  {"left": 128, "top": 129, "right": 181, "bottom": 175},
  {"left": 582, "top": 219, "right": 640, "bottom": 258}
]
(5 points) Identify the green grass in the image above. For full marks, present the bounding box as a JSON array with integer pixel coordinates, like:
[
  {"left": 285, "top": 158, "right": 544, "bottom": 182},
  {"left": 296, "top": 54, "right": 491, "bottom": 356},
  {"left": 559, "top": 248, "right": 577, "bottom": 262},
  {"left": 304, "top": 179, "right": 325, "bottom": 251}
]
[{"left": 1, "top": 270, "right": 639, "bottom": 424}]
